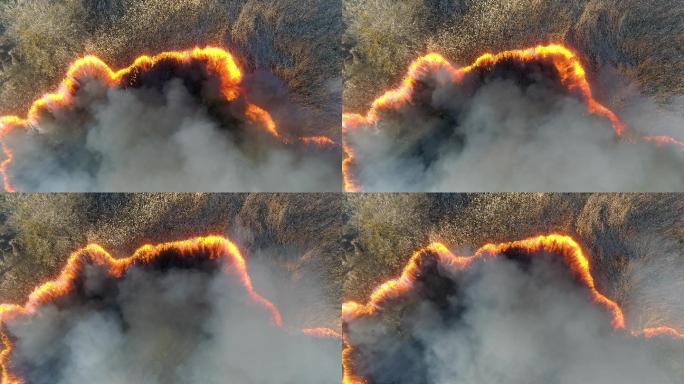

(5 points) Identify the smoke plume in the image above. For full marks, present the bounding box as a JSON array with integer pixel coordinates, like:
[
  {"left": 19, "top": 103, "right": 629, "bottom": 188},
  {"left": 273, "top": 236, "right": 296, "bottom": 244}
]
[
  {"left": 0, "top": 47, "right": 340, "bottom": 192},
  {"left": 0, "top": 236, "right": 340, "bottom": 384},
  {"left": 342, "top": 45, "right": 684, "bottom": 192},
  {"left": 342, "top": 235, "right": 684, "bottom": 384}
]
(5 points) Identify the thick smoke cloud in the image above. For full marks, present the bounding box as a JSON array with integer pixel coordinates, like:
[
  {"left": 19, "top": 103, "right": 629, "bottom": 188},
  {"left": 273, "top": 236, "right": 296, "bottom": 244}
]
[
  {"left": 344, "top": 59, "right": 684, "bottom": 192},
  {"left": 1, "top": 52, "right": 340, "bottom": 192},
  {"left": 345, "top": 250, "right": 684, "bottom": 384},
  {"left": 3, "top": 254, "right": 340, "bottom": 383}
]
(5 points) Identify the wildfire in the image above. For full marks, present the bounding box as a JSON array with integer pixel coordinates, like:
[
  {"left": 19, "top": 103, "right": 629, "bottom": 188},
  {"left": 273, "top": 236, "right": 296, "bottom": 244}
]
[
  {"left": 302, "top": 327, "right": 343, "bottom": 340},
  {"left": 643, "top": 135, "right": 684, "bottom": 150},
  {"left": 0, "top": 47, "right": 336, "bottom": 192},
  {"left": 299, "top": 136, "right": 337, "bottom": 148},
  {"left": 642, "top": 326, "right": 684, "bottom": 339},
  {"left": 0, "top": 235, "right": 339, "bottom": 384},
  {"left": 245, "top": 104, "right": 280, "bottom": 138},
  {"left": 0, "top": 144, "right": 14, "bottom": 193},
  {"left": 342, "top": 44, "right": 684, "bottom": 192},
  {"left": 341, "top": 234, "right": 684, "bottom": 384}
]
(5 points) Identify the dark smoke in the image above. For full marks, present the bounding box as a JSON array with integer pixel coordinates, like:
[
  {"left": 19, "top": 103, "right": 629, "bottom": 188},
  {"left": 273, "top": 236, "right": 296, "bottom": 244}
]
[
  {"left": 2, "top": 58, "right": 340, "bottom": 192},
  {"left": 345, "top": 59, "right": 684, "bottom": 191},
  {"left": 3, "top": 251, "right": 340, "bottom": 383},
  {"left": 345, "top": 249, "right": 684, "bottom": 384}
]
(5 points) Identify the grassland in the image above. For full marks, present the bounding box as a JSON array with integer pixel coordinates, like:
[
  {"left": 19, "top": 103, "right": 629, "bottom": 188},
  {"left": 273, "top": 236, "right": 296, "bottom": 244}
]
[{"left": 344, "top": 0, "right": 684, "bottom": 111}]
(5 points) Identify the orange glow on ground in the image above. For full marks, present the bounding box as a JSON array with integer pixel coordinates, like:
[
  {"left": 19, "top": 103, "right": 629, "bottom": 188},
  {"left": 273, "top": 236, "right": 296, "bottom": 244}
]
[
  {"left": 0, "top": 235, "right": 338, "bottom": 384},
  {"left": 342, "top": 44, "right": 684, "bottom": 192},
  {"left": 0, "top": 47, "right": 336, "bottom": 192},
  {"left": 341, "top": 234, "right": 684, "bottom": 384}
]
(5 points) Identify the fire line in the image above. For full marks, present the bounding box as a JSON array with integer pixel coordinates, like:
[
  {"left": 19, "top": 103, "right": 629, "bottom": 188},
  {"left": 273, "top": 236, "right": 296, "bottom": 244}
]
[
  {"left": 341, "top": 234, "right": 684, "bottom": 384},
  {"left": 0, "top": 235, "right": 339, "bottom": 384},
  {"left": 0, "top": 47, "right": 336, "bottom": 192},
  {"left": 342, "top": 44, "right": 684, "bottom": 192}
]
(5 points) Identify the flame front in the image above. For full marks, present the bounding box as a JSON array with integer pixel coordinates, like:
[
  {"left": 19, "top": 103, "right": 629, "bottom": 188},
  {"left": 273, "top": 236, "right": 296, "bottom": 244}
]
[
  {"left": 341, "top": 234, "right": 684, "bottom": 384},
  {"left": 0, "top": 47, "right": 336, "bottom": 192},
  {"left": 0, "top": 235, "right": 340, "bottom": 384},
  {"left": 301, "top": 327, "right": 343, "bottom": 340},
  {"left": 342, "top": 44, "right": 684, "bottom": 192}
]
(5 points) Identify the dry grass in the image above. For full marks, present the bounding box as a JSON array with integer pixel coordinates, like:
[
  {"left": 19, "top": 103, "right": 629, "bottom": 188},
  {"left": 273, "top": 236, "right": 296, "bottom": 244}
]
[
  {"left": 343, "top": 193, "right": 684, "bottom": 332},
  {"left": 0, "top": 0, "right": 341, "bottom": 136},
  {"left": 344, "top": 0, "right": 684, "bottom": 111}
]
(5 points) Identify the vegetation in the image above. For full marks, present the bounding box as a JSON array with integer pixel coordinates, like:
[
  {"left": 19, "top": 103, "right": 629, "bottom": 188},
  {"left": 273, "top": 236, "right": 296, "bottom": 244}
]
[
  {"left": 344, "top": 0, "right": 684, "bottom": 111},
  {"left": 0, "top": 194, "right": 343, "bottom": 326},
  {"left": 343, "top": 193, "right": 684, "bottom": 332},
  {"left": 0, "top": 0, "right": 342, "bottom": 136}
]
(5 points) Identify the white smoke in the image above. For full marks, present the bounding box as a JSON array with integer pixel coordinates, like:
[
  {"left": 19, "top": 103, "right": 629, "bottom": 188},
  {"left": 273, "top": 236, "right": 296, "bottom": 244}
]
[
  {"left": 4, "top": 76, "right": 340, "bottom": 192},
  {"left": 345, "top": 252, "right": 683, "bottom": 383},
  {"left": 345, "top": 72, "right": 684, "bottom": 192},
  {"left": 4, "top": 256, "right": 340, "bottom": 383}
]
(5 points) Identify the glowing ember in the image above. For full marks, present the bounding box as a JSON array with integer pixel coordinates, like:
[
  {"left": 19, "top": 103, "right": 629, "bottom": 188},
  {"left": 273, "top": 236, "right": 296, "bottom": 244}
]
[{"left": 341, "top": 234, "right": 684, "bottom": 384}]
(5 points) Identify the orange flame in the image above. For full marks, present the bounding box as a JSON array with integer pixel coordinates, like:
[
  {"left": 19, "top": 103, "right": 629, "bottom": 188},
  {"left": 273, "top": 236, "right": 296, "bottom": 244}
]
[
  {"left": 0, "top": 235, "right": 340, "bottom": 383},
  {"left": 341, "top": 113, "right": 365, "bottom": 192},
  {"left": 0, "top": 117, "right": 25, "bottom": 194},
  {"left": 342, "top": 44, "right": 683, "bottom": 192},
  {"left": 0, "top": 235, "right": 298, "bottom": 384},
  {"left": 1, "top": 48, "right": 243, "bottom": 133},
  {"left": 245, "top": 104, "right": 280, "bottom": 138},
  {"left": 341, "top": 234, "right": 684, "bottom": 384},
  {"left": 299, "top": 136, "right": 337, "bottom": 149},
  {"left": 642, "top": 326, "right": 684, "bottom": 339},
  {"left": 643, "top": 135, "right": 684, "bottom": 151},
  {"left": 302, "top": 327, "right": 343, "bottom": 340},
  {"left": 0, "top": 144, "right": 15, "bottom": 193},
  {"left": 0, "top": 47, "right": 336, "bottom": 192}
]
